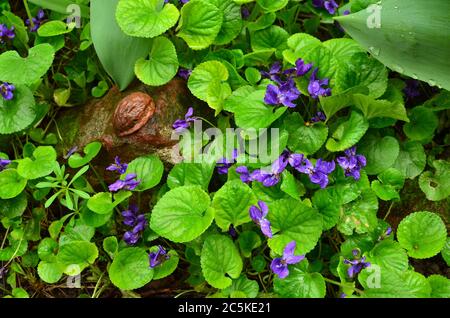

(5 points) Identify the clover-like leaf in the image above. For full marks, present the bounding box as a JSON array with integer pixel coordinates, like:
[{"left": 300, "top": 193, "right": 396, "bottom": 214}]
[
  {"left": 419, "top": 160, "right": 450, "bottom": 201},
  {"left": 0, "top": 44, "right": 54, "bottom": 85},
  {"left": 267, "top": 199, "right": 323, "bottom": 255},
  {"left": 200, "top": 234, "right": 243, "bottom": 289},
  {"left": 17, "top": 146, "right": 57, "bottom": 180},
  {"left": 125, "top": 155, "right": 164, "bottom": 191},
  {"left": 109, "top": 247, "right": 154, "bottom": 290},
  {"left": 68, "top": 141, "right": 102, "bottom": 169},
  {"left": 397, "top": 211, "right": 446, "bottom": 259},
  {"left": 177, "top": 0, "right": 223, "bottom": 50},
  {"left": 116, "top": 0, "right": 179, "bottom": 38},
  {"left": 0, "top": 85, "right": 36, "bottom": 134},
  {"left": 212, "top": 180, "right": 257, "bottom": 231},
  {"left": 0, "top": 169, "right": 27, "bottom": 200},
  {"left": 135, "top": 36, "right": 179, "bottom": 86},
  {"left": 150, "top": 186, "right": 214, "bottom": 242},
  {"left": 274, "top": 262, "right": 326, "bottom": 298},
  {"left": 326, "top": 111, "right": 369, "bottom": 152}
]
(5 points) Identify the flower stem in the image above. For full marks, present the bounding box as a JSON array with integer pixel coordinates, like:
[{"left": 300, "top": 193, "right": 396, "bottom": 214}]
[
  {"left": 23, "top": 0, "right": 35, "bottom": 29},
  {"left": 323, "top": 277, "right": 364, "bottom": 294}
]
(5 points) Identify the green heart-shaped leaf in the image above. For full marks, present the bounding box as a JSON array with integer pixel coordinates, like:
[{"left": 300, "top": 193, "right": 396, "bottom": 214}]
[
  {"left": 0, "top": 85, "right": 36, "bottom": 134},
  {"left": 150, "top": 185, "right": 214, "bottom": 242},
  {"left": 201, "top": 234, "right": 243, "bottom": 289},
  {"left": 116, "top": 0, "right": 179, "bottom": 38},
  {"left": 397, "top": 211, "right": 446, "bottom": 259},
  {"left": 17, "top": 146, "right": 57, "bottom": 180},
  {"left": 267, "top": 199, "right": 323, "bottom": 255},
  {"left": 108, "top": 247, "right": 154, "bottom": 290},
  {"left": 68, "top": 141, "right": 102, "bottom": 169},
  {"left": 0, "top": 44, "right": 54, "bottom": 85},
  {"left": 135, "top": 36, "right": 179, "bottom": 86},
  {"left": 177, "top": 0, "right": 223, "bottom": 50},
  {"left": 212, "top": 179, "right": 257, "bottom": 231},
  {"left": 0, "top": 169, "right": 27, "bottom": 200}
]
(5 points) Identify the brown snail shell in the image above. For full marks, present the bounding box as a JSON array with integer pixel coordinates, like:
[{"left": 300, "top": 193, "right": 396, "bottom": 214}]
[{"left": 113, "top": 92, "right": 155, "bottom": 137}]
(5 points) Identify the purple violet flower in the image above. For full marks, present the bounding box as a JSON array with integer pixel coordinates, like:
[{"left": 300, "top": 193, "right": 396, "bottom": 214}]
[
  {"left": 172, "top": 107, "right": 197, "bottom": 132},
  {"left": 63, "top": 146, "right": 78, "bottom": 160},
  {"left": 260, "top": 62, "right": 282, "bottom": 83},
  {"left": 0, "top": 24, "right": 15, "bottom": 44},
  {"left": 108, "top": 173, "right": 140, "bottom": 192},
  {"left": 216, "top": 149, "right": 238, "bottom": 175},
  {"left": 270, "top": 241, "right": 305, "bottom": 279},
  {"left": 378, "top": 227, "right": 393, "bottom": 241},
  {"left": 294, "top": 58, "right": 313, "bottom": 77},
  {"left": 26, "top": 9, "right": 45, "bottom": 32},
  {"left": 403, "top": 79, "right": 420, "bottom": 99},
  {"left": 294, "top": 157, "right": 335, "bottom": 188},
  {"left": 149, "top": 246, "right": 170, "bottom": 268},
  {"left": 106, "top": 156, "right": 128, "bottom": 175},
  {"left": 308, "top": 68, "right": 331, "bottom": 99},
  {"left": 249, "top": 200, "right": 273, "bottom": 238},
  {"left": 264, "top": 78, "right": 301, "bottom": 108},
  {"left": 236, "top": 166, "right": 252, "bottom": 183},
  {"left": 344, "top": 249, "right": 371, "bottom": 278},
  {"left": 312, "top": 0, "right": 339, "bottom": 14},
  {"left": 241, "top": 6, "right": 250, "bottom": 19},
  {"left": 0, "top": 82, "right": 15, "bottom": 100},
  {"left": 250, "top": 150, "right": 291, "bottom": 187},
  {"left": 0, "top": 158, "right": 11, "bottom": 171},
  {"left": 336, "top": 146, "right": 366, "bottom": 180},
  {"left": 310, "top": 111, "right": 327, "bottom": 123},
  {"left": 122, "top": 204, "right": 147, "bottom": 245},
  {"left": 228, "top": 224, "right": 238, "bottom": 240},
  {"left": 177, "top": 67, "right": 192, "bottom": 80}
]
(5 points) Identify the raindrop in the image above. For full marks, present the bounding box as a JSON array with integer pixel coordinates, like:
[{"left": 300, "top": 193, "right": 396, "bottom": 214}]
[
  {"left": 428, "top": 79, "right": 436, "bottom": 87},
  {"left": 411, "top": 74, "right": 418, "bottom": 80}
]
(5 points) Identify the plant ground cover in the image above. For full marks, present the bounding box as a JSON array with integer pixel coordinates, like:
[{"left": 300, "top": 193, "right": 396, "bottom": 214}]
[{"left": 0, "top": 0, "right": 449, "bottom": 299}]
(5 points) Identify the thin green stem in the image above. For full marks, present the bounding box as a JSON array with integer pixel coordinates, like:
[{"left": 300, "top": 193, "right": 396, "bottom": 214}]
[
  {"left": 23, "top": 0, "right": 34, "bottom": 28},
  {"left": 383, "top": 202, "right": 395, "bottom": 221},
  {"left": 323, "top": 277, "right": 364, "bottom": 294}
]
